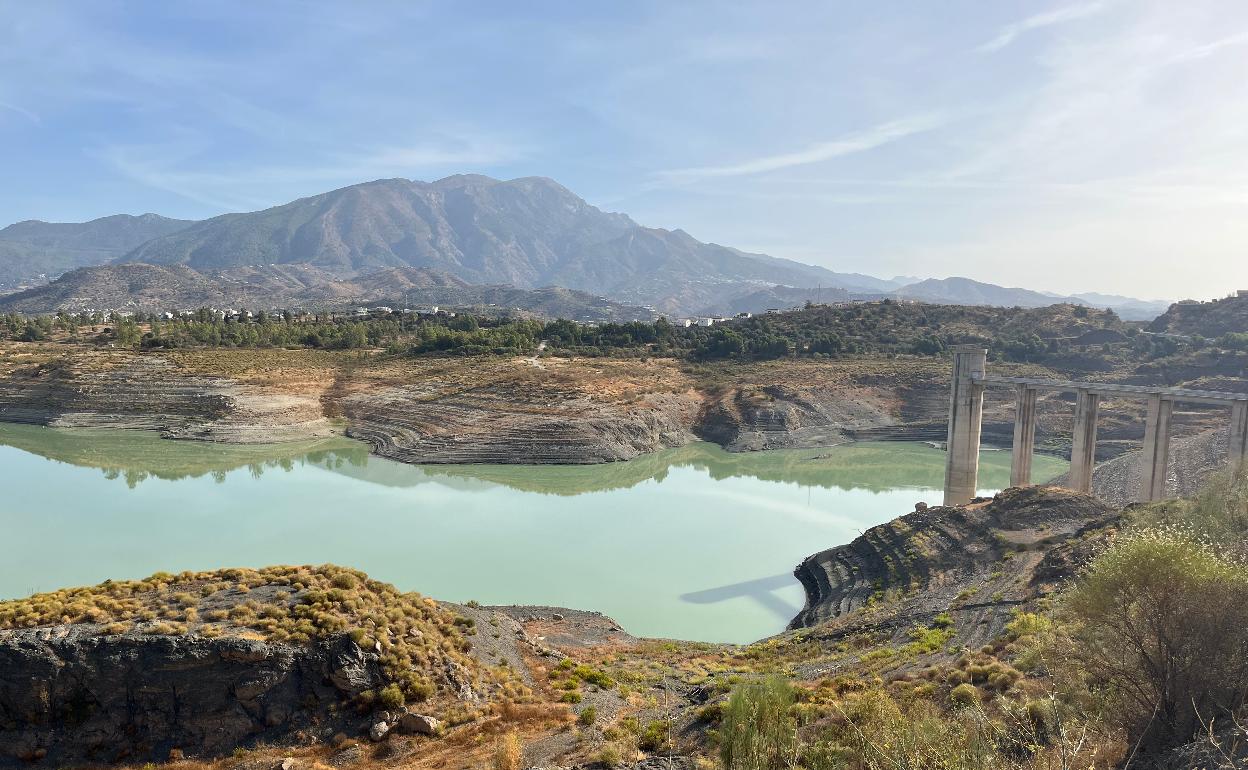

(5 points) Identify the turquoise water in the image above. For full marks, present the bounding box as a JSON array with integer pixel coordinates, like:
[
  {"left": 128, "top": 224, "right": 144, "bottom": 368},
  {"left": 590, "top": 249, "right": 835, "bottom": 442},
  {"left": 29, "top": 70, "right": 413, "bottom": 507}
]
[{"left": 0, "top": 424, "right": 1065, "bottom": 643}]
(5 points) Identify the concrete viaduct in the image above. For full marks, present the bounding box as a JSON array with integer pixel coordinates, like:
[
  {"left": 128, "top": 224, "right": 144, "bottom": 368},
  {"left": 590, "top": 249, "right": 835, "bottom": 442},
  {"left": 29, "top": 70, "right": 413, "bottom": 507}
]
[{"left": 943, "top": 345, "right": 1248, "bottom": 506}]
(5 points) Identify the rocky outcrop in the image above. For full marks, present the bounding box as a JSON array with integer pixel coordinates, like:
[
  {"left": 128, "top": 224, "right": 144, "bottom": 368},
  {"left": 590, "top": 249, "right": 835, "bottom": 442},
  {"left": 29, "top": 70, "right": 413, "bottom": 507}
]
[
  {"left": 697, "top": 379, "right": 947, "bottom": 452},
  {"left": 790, "top": 487, "right": 1118, "bottom": 642},
  {"left": 0, "top": 355, "right": 334, "bottom": 444},
  {"left": 0, "top": 627, "right": 379, "bottom": 766},
  {"left": 343, "top": 385, "right": 699, "bottom": 464}
]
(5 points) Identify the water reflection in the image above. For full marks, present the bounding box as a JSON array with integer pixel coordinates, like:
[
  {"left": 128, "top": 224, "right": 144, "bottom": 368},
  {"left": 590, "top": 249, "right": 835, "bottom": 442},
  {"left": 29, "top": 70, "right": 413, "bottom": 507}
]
[
  {"left": 0, "top": 423, "right": 1065, "bottom": 495},
  {"left": 0, "top": 423, "right": 366, "bottom": 488},
  {"left": 0, "top": 424, "right": 1068, "bottom": 643}
]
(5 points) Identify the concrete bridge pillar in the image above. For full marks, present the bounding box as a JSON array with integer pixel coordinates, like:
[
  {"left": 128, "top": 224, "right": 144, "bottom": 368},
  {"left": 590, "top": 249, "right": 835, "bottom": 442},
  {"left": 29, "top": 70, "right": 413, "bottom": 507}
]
[
  {"left": 1231, "top": 401, "right": 1248, "bottom": 472},
  {"left": 943, "top": 346, "right": 987, "bottom": 506},
  {"left": 1068, "top": 389, "right": 1100, "bottom": 494},
  {"left": 1140, "top": 395, "right": 1173, "bottom": 502},
  {"left": 1010, "top": 385, "right": 1038, "bottom": 488}
]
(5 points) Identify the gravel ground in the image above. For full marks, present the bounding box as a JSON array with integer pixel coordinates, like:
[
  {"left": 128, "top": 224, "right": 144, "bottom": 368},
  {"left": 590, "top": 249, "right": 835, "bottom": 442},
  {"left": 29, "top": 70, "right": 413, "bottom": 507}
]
[{"left": 1054, "top": 428, "right": 1229, "bottom": 507}]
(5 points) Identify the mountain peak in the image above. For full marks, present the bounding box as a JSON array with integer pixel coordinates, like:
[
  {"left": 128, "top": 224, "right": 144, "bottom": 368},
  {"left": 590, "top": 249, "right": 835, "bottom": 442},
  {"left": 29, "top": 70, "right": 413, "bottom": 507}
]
[{"left": 431, "top": 173, "right": 502, "bottom": 188}]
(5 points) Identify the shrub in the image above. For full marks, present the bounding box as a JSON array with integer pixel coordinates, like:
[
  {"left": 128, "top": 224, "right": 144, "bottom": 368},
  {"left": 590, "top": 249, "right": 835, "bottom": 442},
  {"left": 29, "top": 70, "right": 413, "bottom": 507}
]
[
  {"left": 719, "top": 676, "right": 798, "bottom": 770},
  {"left": 1003, "top": 611, "right": 1049, "bottom": 640},
  {"left": 637, "top": 719, "right": 668, "bottom": 752},
  {"left": 492, "top": 730, "right": 523, "bottom": 770},
  {"left": 377, "top": 683, "right": 405, "bottom": 710},
  {"left": 578, "top": 706, "right": 597, "bottom": 726},
  {"left": 595, "top": 744, "right": 623, "bottom": 768},
  {"left": 1063, "top": 527, "right": 1248, "bottom": 754},
  {"left": 949, "top": 683, "right": 979, "bottom": 707}
]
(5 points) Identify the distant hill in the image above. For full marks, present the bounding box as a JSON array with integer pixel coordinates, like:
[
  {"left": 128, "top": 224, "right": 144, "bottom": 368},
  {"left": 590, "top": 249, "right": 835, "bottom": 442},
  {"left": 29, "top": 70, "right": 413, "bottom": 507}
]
[
  {"left": 118, "top": 175, "right": 864, "bottom": 314},
  {"left": 0, "top": 263, "right": 656, "bottom": 322},
  {"left": 1147, "top": 294, "right": 1248, "bottom": 337},
  {"left": 894, "top": 277, "right": 1082, "bottom": 308},
  {"left": 697, "top": 285, "right": 856, "bottom": 317},
  {"left": 892, "top": 277, "right": 1167, "bottom": 321},
  {"left": 0, "top": 214, "right": 194, "bottom": 288}
]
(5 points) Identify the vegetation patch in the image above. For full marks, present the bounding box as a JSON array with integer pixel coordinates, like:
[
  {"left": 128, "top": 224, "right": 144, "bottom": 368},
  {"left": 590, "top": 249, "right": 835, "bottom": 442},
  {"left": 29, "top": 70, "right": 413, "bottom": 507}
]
[{"left": 0, "top": 564, "right": 503, "bottom": 709}]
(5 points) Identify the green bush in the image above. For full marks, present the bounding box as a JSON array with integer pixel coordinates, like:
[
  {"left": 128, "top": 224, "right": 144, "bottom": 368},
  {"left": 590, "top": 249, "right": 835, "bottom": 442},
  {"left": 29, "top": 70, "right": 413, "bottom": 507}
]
[
  {"left": 1063, "top": 526, "right": 1248, "bottom": 754},
  {"left": 377, "top": 683, "right": 405, "bottom": 710},
  {"left": 719, "top": 676, "right": 798, "bottom": 770},
  {"left": 949, "top": 683, "right": 979, "bottom": 707}
]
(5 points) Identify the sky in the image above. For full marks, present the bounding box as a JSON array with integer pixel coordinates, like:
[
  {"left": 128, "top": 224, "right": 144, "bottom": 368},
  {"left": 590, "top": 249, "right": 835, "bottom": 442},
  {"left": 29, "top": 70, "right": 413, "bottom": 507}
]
[{"left": 2, "top": 1, "right": 1247, "bottom": 300}]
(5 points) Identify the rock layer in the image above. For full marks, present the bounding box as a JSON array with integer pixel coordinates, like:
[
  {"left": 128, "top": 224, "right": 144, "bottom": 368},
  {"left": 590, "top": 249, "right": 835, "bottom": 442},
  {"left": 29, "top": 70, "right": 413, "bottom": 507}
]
[
  {"left": 0, "top": 355, "right": 334, "bottom": 444},
  {"left": 344, "top": 385, "right": 699, "bottom": 464},
  {"left": 790, "top": 487, "right": 1117, "bottom": 642},
  {"left": 0, "top": 627, "right": 378, "bottom": 766}
]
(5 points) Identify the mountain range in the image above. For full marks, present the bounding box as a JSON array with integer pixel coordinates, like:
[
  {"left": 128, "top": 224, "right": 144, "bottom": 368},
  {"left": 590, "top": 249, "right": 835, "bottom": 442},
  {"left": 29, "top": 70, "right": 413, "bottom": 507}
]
[
  {"left": 0, "top": 213, "right": 192, "bottom": 288},
  {"left": 0, "top": 263, "right": 656, "bottom": 322},
  {"left": 0, "top": 175, "right": 1170, "bottom": 320}
]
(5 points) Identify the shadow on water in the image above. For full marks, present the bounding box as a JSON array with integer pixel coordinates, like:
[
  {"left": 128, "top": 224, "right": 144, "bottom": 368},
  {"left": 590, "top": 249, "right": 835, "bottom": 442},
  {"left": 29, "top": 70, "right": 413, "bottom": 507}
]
[
  {"left": 679, "top": 573, "right": 803, "bottom": 623},
  {"left": 0, "top": 423, "right": 1067, "bottom": 495}
]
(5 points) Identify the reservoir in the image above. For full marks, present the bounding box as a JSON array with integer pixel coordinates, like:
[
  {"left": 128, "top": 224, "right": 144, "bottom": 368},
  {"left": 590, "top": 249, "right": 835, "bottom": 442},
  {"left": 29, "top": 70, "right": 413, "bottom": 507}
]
[{"left": 0, "top": 424, "right": 1066, "bottom": 643}]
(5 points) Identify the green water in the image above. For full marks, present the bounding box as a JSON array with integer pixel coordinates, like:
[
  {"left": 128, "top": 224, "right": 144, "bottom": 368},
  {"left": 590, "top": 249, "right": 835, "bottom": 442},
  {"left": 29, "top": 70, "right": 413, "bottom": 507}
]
[{"left": 0, "top": 424, "right": 1065, "bottom": 643}]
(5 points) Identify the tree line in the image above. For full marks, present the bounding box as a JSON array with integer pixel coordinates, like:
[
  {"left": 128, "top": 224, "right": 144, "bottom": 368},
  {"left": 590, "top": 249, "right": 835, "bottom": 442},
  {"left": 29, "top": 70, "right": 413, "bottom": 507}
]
[{"left": 3, "top": 301, "right": 1237, "bottom": 366}]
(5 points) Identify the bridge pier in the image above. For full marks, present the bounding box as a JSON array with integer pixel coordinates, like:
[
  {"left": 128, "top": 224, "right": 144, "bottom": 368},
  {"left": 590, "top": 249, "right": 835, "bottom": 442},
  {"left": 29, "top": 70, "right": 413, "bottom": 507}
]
[
  {"left": 1010, "top": 385, "right": 1038, "bottom": 487},
  {"left": 1232, "top": 401, "right": 1248, "bottom": 471},
  {"left": 945, "top": 360, "right": 1248, "bottom": 504},
  {"left": 1068, "top": 389, "right": 1100, "bottom": 493},
  {"left": 1140, "top": 395, "right": 1173, "bottom": 502},
  {"left": 943, "top": 346, "right": 987, "bottom": 506}
]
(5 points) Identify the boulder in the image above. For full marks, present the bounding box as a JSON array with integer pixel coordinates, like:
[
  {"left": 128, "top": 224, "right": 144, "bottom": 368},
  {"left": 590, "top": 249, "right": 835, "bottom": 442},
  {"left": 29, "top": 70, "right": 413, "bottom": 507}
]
[
  {"left": 368, "top": 721, "right": 391, "bottom": 742},
  {"left": 396, "top": 713, "right": 440, "bottom": 736}
]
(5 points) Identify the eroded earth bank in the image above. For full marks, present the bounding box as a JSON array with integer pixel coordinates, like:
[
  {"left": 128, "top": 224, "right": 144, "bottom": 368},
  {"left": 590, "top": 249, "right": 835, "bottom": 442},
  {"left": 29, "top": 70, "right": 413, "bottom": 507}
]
[{"left": 0, "top": 342, "right": 1188, "bottom": 464}]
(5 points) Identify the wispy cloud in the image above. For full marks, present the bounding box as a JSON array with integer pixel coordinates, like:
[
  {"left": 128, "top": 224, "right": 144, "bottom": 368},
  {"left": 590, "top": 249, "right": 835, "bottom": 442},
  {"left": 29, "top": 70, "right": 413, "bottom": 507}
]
[
  {"left": 0, "top": 100, "right": 40, "bottom": 124},
  {"left": 1169, "top": 30, "right": 1248, "bottom": 63},
  {"left": 978, "top": 2, "right": 1108, "bottom": 53},
  {"left": 95, "top": 133, "right": 529, "bottom": 212},
  {"left": 654, "top": 115, "right": 945, "bottom": 183}
]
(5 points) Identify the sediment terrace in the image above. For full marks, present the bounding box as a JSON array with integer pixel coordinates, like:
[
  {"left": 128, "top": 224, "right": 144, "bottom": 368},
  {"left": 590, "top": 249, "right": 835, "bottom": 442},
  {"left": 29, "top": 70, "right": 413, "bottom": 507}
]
[
  {"left": 0, "top": 345, "right": 976, "bottom": 464},
  {"left": 4, "top": 343, "right": 1220, "bottom": 469},
  {"left": 0, "top": 347, "right": 334, "bottom": 443}
]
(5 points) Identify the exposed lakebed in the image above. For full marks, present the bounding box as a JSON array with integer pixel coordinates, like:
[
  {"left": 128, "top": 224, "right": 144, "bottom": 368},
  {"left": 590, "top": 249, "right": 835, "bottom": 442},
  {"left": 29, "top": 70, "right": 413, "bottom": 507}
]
[{"left": 0, "top": 424, "right": 1065, "bottom": 643}]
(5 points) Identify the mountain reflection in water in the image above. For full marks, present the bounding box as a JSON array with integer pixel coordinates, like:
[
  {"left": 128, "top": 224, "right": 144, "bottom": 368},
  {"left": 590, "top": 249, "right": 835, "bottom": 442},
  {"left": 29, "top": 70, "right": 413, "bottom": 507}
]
[{"left": 0, "top": 423, "right": 1064, "bottom": 496}]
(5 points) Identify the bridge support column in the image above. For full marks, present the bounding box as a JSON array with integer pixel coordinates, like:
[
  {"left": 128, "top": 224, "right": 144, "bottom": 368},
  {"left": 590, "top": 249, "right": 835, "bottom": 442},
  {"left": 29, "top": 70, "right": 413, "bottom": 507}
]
[
  {"left": 1068, "top": 389, "right": 1100, "bottom": 494},
  {"left": 1140, "top": 395, "right": 1173, "bottom": 502},
  {"left": 1010, "top": 385, "right": 1038, "bottom": 488},
  {"left": 1231, "top": 401, "right": 1248, "bottom": 472},
  {"left": 943, "top": 346, "right": 987, "bottom": 506}
]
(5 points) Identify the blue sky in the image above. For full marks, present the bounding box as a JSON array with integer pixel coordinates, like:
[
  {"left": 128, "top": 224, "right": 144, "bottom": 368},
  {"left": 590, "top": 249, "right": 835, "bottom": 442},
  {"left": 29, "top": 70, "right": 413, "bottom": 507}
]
[{"left": 2, "top": 1, "right": 1246, "bottom": 300}]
